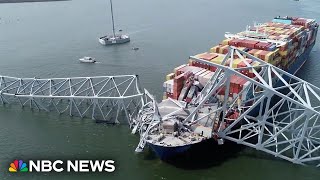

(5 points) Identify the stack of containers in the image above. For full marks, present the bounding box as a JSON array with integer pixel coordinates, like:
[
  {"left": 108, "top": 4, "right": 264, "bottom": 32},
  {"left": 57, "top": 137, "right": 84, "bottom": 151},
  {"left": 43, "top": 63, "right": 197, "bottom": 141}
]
[
  {"left": 173, "top": 73, "right": 185, "bottom": 99},
  {"left": 166, "top": 73, "right": 175, "bottom": 81},
  {"left": 210, "top": 44, "right": 230, "bottom": 54},
  {"left": 229, "top": 75, "right": 248, "bottom": 95},
  {"left": 176, "top": 65, "right": 203, "bottom": 76},
  {"left": 163, "top": 72, "right": 176, "bottom": 99},
  {"left": 214, "top": 75, "right": 249, "bottom": 102},
  {"left": 254, "top": 42, "right": 271, "bottom": 50},
  {"left": 174, "top": 64, "right": 187, "bottom": 75},
  {"left": 210, "top": 54, "right": 226, "bottom": 66},
  {"left": 198, "top": 70, "right": 212, "bottom": 86},
  {"left": 228, "top": 39, "right": 243, "bottom": 47},
  {"left": 164, "top": 16, "right": 318, "bottom": 102},
  {"left": 190, "top": 53, "right": 219, "bottom": 72},
  {"left": 162, "top": 64, "right": 187, "bottom": 100},
  {"left": 241, "top": 40, "right": 259, "bottom": 49},
  {"left": 163, "top": 79, "right": 174, "bottom": 99}
]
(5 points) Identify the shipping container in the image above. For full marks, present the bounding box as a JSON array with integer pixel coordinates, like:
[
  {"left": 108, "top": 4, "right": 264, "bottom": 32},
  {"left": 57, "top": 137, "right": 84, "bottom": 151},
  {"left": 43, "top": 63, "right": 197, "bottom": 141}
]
[{"left": 166, "top": 73, "right": 175, "bottom": 81}]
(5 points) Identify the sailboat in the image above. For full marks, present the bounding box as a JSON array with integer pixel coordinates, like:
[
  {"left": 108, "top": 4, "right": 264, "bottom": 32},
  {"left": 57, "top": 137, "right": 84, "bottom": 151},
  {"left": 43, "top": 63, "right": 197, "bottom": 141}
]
[{"left": 99, "top": 0, "right": 130, "bottom": 45}]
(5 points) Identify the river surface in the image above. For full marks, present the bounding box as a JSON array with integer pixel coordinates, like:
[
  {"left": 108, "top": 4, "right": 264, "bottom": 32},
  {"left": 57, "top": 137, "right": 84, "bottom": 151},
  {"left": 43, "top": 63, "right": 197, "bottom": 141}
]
[{"left": 0, "top": 0, "right": 320, "bottom": 179}]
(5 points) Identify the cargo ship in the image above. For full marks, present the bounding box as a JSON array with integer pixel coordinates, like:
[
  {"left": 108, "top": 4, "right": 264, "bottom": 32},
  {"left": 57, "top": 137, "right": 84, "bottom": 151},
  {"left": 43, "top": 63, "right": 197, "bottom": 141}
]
[{"left": 133, "top": 16, "right": 319, "bottom": 159}]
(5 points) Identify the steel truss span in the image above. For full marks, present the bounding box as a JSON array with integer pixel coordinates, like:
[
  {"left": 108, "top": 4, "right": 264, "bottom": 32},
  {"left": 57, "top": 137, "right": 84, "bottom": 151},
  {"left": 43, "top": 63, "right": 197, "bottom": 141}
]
[
  {"left": 189, "top": 47, "right": 320, "bottom": 167},
  {"left": 0, "top": 75, "right": 144, "bottom": 125},
  {"left": 134, "top": 46, "right": 320, "bottom": 167}
]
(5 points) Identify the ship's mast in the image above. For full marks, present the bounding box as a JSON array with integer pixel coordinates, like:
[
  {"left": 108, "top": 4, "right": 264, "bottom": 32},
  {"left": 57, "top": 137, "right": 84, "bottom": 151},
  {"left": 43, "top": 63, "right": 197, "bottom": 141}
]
[{"left": 110, "top": 0, "right": 116, "bottom": 37}]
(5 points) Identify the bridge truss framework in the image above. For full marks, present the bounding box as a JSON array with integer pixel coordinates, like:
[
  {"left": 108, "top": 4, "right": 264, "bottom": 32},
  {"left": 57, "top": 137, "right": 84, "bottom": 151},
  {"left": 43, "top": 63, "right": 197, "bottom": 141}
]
[{"left": 0, "top": 75, "right": 144, "bottom": 125}]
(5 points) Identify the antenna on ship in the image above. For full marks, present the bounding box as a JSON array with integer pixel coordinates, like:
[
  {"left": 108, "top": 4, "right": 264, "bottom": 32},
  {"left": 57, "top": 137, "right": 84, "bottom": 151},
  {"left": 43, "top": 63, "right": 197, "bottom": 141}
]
[{"left": 110, "top": 0, "right": 116, "bottom": 38}]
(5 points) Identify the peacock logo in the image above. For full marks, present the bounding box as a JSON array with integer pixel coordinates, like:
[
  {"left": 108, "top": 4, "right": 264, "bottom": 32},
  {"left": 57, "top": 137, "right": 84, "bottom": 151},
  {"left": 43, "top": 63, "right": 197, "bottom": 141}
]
[{"left": 9, "top": 160, "right": 29, "bottom": 172}]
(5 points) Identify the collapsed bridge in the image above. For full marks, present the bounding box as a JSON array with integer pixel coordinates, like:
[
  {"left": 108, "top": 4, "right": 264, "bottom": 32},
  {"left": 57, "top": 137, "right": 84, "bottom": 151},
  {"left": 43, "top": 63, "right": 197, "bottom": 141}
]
[
  {"left": 0, "top": 75, "right": 144, "bottom": 125},
  {"left": 133, "top": 47, "right": 320, "bottom": 167},
  {"left": 0, "top": 47, "right": 319, "bottom": 167}
]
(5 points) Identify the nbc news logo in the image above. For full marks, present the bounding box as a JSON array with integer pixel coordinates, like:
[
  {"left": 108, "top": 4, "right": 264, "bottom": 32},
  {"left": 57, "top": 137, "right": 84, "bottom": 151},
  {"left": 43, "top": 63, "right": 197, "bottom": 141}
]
[
  {"left": 9, "top": 160, "right": 28, "bottom": 172},
  {"left": 9, "top": 159, "right": 115, "bottom": 173}
]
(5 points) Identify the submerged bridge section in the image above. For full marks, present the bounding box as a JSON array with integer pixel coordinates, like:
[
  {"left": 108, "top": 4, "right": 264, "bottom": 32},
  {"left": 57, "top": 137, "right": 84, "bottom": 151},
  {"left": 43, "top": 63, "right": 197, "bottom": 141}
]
[{"left": 0, "top": 75, "right": 144, "bottom": 125}]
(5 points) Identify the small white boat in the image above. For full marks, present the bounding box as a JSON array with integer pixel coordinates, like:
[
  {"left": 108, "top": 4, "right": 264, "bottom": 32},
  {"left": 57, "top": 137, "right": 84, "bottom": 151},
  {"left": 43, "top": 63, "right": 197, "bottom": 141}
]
[{"left": 79, "top": 56, "right": 96, "bottom": 63}]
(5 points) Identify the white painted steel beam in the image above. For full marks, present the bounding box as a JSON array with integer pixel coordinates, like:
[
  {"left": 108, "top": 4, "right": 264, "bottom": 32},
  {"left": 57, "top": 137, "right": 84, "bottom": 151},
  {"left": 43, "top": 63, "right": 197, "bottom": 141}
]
[{"left": 0, "top": 75, "right": 144, "bottom": 124}]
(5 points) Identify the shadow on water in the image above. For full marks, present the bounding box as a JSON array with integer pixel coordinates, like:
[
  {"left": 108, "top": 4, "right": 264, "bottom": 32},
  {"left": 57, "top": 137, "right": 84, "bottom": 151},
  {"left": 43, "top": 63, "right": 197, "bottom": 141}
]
[
  {"left": 143, "top": 139, "right": 245, "bottom": 170},
  {"left": 95, "top": 119, "right": 117, "bottom": 125}
]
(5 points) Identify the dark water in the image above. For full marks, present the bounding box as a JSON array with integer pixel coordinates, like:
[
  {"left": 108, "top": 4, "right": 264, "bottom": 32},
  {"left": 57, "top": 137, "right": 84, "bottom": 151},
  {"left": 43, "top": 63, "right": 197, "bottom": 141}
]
[{"left": 0, "top": 0, "right": 320, "bottom": 179}]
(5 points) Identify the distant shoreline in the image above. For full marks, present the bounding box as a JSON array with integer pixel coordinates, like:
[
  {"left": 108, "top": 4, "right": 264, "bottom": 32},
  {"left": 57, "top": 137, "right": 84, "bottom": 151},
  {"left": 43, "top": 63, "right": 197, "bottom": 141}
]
[{"left": 0, "top": 0, "right": 69, "bottom": 3}]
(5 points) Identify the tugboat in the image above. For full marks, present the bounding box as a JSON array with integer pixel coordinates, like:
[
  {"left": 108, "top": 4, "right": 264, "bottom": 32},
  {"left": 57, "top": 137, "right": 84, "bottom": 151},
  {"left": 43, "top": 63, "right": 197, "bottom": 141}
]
[{"left": 99, "top": 0, "right": 130, "bottom": 45}]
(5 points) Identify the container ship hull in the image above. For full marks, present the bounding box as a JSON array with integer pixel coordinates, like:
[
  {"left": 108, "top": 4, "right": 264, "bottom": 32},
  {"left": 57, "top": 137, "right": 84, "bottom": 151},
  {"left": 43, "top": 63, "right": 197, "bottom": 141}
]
[{"left": 136, "top": 16, "right": 319, "bottom": 160}]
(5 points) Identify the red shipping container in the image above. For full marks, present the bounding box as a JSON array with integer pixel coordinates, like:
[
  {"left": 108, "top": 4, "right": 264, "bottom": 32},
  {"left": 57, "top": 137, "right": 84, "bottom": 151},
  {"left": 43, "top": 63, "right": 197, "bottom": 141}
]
[
  {"left": 279, "top": 44, "right": 288, "bottom": 51},
  {"left": 259, "top": 50, "right": 270, "bottom": 61},
  {"left": 248, "top": 49, "right": 258, "bottom": 55},
  {"left": 174, "top": 73, "right": 185, "bottom": 82},
  {"left": 229, "top": 75, "right": 239, "bottom": 94},
  {"left": 199, "top": 53, "right": 218, "bottom": 61},
  {"left": 222, "top": 48, "right": 229, "bottom": 54},
  {"left": 228, "top": 84, "right": 234, "bottom": 94},
  {"left": 254, "top": 42, "right": 270, "bottom": 50},
  {"left": 173, "top": 85, "right": 183, "bottom": 91},
  {"left": 237, "top": 59, "right": 253, "bottom": 68},
  {"left": 228, "top": 39, "right": 243, "bottom": 47},
  {"left": 239, "top": 70, "right": 250, "bottom": 77},
  {"left": 183, "top": 71, "right": 193, "bottom": 79},
  {"left": 238, "top": 39, "right": 247, "bottom": 47},
  {"left": 242, "top": 40, "right": 259, "bottom": 49},
  {"left": 209, "top": 66, "right": 217, "bottom": 72},
  {"left": 173, "top": 86, "right": 182, "bottom": 92},
  {"left": 247, "top": 72, "right": 254, "bottom": 78},
  {"left": 217, "top": 87, "right": 226, "bottom": 95}
]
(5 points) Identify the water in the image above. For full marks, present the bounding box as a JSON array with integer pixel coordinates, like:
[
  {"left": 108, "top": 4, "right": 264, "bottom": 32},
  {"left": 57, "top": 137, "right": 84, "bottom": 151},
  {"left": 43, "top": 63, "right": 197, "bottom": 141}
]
[{"left": 0, "top": 0, "right": 320, "bottom": 179}]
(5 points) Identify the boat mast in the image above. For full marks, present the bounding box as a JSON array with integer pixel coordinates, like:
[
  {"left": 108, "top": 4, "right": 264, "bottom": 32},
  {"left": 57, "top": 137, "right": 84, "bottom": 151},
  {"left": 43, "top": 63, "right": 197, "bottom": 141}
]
[{"left": 110, "top": 0, "right": 116, "bottom": 37}]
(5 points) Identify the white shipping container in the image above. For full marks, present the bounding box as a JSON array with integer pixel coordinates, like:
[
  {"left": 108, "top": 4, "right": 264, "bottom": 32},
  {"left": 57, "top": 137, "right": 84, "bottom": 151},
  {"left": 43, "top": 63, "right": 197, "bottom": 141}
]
[
  {"left": 167, "top": 79, "right": 174, "bottom": 93},
  {"left": 163, "top": 79, "right": 174, "bottom": 93},
  {"left": 179, "top": 66, "right": 204, "bottom": 75},
  {"left": 195, "top": 69, "right": 207, "bottom": 79},
  {"left": 174, "top": 64, "right": 187, "bottom": 73},
  {"left": 198, "top": 71, "right": 211, "bottom": 86},
  {"left": 200, "top": 72, "right": 214, "bottom": 86}
]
